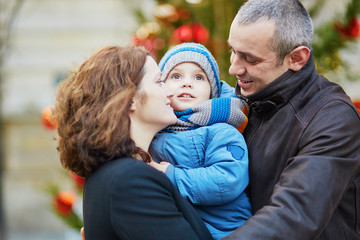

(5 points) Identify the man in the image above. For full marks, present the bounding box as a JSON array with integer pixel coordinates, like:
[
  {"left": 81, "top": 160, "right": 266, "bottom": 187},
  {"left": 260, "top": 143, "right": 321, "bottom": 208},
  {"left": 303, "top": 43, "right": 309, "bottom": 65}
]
[{"left": 224, "top": 0, "right": 360, "bottom": 239}]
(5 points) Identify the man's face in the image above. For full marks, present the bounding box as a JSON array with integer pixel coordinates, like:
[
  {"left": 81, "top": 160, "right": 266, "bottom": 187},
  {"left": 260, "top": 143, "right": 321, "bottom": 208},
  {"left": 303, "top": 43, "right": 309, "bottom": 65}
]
[{"left": 228, "top": 19, "right": 290, "bottom": 96}]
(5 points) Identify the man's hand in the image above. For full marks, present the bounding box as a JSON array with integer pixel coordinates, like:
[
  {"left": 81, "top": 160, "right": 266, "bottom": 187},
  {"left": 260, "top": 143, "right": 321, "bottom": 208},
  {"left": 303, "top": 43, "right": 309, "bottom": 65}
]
[{"left": 148, "top": 161, "right": 171, "bottom": 173}]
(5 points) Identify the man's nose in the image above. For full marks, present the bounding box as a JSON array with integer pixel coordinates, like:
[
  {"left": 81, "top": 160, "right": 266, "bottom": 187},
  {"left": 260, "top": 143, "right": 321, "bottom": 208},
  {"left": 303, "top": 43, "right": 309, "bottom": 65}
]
[{"left": 229, "top": 55, "right": 246, "bottom": 76}]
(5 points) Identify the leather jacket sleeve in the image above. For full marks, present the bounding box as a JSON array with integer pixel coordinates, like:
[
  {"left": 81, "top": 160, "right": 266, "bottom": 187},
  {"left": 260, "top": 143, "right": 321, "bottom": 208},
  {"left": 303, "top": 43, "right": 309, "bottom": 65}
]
[{"left": 221, "top": 100, "right": 360, "bottom": 239}]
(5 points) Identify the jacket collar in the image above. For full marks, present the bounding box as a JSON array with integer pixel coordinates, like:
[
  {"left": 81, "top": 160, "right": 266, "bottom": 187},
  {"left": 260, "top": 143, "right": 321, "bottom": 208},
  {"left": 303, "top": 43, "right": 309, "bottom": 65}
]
[{"left": 235, "top": 53, "right": 317, "bottom": 114}]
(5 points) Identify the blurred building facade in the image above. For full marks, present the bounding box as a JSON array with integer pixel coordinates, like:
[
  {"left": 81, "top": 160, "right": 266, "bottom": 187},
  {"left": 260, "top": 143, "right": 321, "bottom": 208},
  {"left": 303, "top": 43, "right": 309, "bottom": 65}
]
[
  {"left": 1, "top": 0, "right": 154, "bottom": 239},
  {"left": 0, "top": 0, "right": 359, "bottom": 240}
]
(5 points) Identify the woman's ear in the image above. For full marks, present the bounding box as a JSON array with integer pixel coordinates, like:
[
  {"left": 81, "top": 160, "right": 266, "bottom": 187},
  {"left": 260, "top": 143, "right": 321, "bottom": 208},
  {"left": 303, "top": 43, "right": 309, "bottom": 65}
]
[
  {"left": 287, "top": 46, "right": 311, "bottom": 71},
  {"left": 129, "top": 98, "right": 137, "bottom": 111}
]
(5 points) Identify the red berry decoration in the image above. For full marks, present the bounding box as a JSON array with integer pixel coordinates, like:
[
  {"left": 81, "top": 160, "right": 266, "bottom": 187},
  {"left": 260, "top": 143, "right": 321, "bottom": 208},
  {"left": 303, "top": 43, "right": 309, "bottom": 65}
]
[{"left": 42, "top": 106, "right": 57, "bottom": 130}]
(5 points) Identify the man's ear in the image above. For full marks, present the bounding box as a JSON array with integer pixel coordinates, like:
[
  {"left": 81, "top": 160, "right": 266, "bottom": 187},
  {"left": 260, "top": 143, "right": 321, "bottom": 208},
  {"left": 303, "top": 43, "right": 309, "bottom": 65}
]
[{"left": 287, "top": 46, "right": 310, "bottom": 71}]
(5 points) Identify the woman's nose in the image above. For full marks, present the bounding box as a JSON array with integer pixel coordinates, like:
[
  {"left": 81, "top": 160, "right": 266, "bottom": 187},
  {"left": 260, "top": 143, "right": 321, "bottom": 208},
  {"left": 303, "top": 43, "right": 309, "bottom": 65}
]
[{"left": 164, "top": 85, "right": 174, "bottom": 97}]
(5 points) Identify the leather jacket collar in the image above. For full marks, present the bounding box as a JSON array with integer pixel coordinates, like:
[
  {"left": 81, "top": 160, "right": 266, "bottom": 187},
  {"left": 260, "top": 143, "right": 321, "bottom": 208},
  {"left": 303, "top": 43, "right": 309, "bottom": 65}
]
[{"left": 235, "top": 54, "right": 317, "bottom": 114}]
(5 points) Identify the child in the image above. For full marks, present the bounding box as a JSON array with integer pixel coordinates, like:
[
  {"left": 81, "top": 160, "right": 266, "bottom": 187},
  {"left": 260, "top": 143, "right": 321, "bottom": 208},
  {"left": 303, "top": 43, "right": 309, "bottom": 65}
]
[{"left": 149, "top": 43, "right": 252, "bottom": 240}]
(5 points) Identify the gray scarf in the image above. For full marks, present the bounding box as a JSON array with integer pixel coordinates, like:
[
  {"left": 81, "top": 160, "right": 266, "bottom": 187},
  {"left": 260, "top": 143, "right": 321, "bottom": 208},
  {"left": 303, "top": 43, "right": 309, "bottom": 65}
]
[{"left": 165, "top": 97, "right": 248, "bottom": 133}]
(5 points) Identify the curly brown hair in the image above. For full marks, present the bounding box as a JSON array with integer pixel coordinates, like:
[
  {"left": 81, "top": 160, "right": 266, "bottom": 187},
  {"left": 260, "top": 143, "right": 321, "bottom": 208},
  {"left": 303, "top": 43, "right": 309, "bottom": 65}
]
[{"left": 54, "top": 45, "right": 150, "bottom": 177}]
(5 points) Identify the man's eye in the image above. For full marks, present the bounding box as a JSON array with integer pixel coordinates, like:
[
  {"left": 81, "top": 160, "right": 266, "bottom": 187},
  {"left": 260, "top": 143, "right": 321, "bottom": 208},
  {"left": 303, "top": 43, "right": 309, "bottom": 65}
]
[
  {"left": 233, "top": 52, "right": 260, "bottom": 64},
  {"left": 244, "top": 56, "right": 258, "bottom": 64}
]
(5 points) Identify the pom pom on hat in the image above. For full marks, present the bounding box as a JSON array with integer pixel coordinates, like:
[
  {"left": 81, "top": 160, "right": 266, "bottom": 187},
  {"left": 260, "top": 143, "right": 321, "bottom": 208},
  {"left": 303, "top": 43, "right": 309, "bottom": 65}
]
[{"left": 159, "top": 43, "right": 221, "bottom": 98}]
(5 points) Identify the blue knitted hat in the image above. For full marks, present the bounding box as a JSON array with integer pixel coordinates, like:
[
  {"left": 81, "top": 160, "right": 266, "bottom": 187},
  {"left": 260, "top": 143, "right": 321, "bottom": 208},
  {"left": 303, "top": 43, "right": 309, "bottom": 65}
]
[{"left": 158, "top": 42, "right": 221, "bottom": 98}]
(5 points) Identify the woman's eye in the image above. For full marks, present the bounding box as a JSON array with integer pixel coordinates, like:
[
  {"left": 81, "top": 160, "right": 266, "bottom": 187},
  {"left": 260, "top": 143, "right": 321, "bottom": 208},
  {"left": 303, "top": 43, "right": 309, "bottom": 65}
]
[
  {"left": 171, "top": 74, "right": 181, "bottom": 80},
  {"left": 156, "top": 79, "right": 166, "bottom": 85}
]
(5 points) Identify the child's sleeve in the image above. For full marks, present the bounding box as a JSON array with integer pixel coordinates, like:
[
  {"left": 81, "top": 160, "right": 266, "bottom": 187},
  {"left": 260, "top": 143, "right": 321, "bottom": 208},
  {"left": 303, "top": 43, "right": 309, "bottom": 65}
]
[
  {"left": 169, "top": 124, "right": 249, "bottom": 206},
  {"left": 219, "top": 80, "right": 237, "bottom": 98}
]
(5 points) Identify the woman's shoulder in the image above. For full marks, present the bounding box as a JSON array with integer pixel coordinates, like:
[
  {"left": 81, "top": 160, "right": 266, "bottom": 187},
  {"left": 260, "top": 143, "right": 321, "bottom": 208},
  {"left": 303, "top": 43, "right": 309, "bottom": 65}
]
[
  {"left": 106, "top": 157, "right": 164, "bottom": 176},
  {"left": 95, "top": 157, "right": 145, "bottom": 175},
  {"left": 88, "top": 158, "right": 170, "bottom": 188}
]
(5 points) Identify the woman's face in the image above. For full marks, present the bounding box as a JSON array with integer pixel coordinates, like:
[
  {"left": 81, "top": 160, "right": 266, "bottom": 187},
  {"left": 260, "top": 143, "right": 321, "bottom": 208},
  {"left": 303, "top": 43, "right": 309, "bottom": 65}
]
[{"left": 131, "top": 56, "right": 177, "bottom": 131}]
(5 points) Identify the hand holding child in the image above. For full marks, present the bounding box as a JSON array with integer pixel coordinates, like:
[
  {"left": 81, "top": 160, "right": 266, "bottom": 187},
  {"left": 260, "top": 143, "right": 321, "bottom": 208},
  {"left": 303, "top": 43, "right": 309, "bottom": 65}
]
[{"left": 149, "top": 160, "right": 171, "bottom": 173}]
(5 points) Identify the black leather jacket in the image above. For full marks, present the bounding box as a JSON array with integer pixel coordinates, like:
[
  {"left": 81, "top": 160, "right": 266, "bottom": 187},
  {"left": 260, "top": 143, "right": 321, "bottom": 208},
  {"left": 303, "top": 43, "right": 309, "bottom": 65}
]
[{"left": 222, "top": 55, "right": 360, "bottom": 240}]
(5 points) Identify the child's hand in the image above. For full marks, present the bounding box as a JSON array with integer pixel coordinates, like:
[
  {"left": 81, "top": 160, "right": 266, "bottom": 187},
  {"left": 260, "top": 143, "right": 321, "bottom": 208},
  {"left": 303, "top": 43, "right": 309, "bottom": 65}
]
[
  {"left": 81, "top": 227, "right": 85, "bottom": 240},
  {"left": 149, "top": 161, "right": 171, "bottom": 173}
]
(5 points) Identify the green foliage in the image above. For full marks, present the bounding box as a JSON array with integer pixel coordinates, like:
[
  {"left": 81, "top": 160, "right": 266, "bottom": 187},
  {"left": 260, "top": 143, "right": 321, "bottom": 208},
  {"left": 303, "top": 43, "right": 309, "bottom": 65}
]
[
  {"left": 311, "top": 0, "right": 360, "bottom": 76},
  {"left": 129, "top": 0, "right": 360, "bottom": 83}
]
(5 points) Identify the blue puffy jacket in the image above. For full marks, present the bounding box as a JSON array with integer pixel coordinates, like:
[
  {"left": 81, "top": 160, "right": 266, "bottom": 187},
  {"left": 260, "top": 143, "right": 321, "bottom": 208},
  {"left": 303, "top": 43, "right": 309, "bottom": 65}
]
[{"left": 149, "top": 122, "right": 252, "bottom": 239}]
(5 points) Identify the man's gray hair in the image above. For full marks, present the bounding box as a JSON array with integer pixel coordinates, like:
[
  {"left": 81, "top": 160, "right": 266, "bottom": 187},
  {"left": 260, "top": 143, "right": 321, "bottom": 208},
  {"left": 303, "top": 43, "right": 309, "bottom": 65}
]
[{"left": 235, "top": 0, "right": 313, "bottom": 62}]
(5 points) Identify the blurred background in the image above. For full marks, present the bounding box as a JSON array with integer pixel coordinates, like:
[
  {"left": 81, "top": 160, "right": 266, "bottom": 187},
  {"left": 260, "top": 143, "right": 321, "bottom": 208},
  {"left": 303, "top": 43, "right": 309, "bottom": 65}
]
[{"left": 0, "top": 0, "right": 359, "bottom": 239}]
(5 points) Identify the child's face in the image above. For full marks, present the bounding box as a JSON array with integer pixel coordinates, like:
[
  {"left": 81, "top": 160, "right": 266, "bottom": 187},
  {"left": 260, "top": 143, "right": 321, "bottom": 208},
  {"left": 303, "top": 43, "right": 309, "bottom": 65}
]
[{"left": 165, "top": 62, "right": 211, "bottom": 111}]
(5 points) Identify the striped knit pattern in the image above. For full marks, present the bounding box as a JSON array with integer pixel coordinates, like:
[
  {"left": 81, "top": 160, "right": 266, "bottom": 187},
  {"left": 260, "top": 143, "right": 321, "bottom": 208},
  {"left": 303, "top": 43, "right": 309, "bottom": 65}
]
[{"left": 165, "top": 97, "right": 249, "bottom": 133}]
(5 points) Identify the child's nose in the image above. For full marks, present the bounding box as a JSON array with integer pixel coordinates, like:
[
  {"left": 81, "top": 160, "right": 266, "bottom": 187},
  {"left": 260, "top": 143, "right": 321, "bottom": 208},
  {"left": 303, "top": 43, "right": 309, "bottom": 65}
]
[{"left": 182, "top": 77, "right": 193, "bottom": 88}]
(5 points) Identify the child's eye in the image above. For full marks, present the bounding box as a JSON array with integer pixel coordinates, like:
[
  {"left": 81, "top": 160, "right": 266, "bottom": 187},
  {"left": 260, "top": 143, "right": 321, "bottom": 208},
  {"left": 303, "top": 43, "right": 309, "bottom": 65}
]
[{"left": 195, "top": 75, "right": 205, "bottom": 81}]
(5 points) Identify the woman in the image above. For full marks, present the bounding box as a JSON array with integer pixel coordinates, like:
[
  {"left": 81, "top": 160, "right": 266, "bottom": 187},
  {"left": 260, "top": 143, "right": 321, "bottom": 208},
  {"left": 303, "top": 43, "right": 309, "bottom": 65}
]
[{"left": 54, "top": 45, "right": 212, "bottom": 240}]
